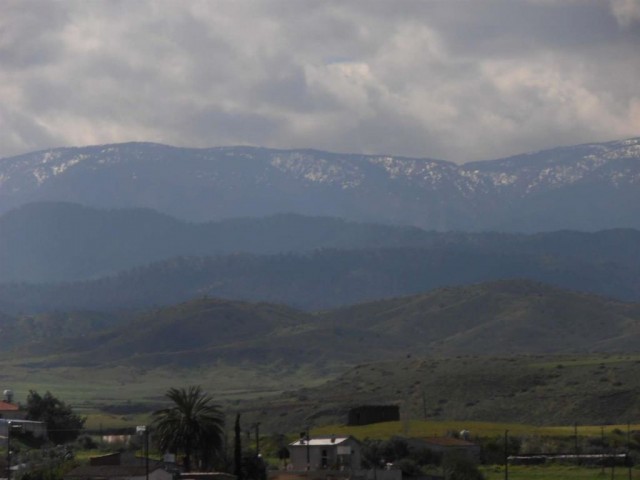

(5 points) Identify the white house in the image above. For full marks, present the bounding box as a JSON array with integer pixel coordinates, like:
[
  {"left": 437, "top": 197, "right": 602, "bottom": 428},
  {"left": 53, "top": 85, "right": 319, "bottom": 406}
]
[{"left": 288, "top": 435, "right": 362, "bottom": 471}]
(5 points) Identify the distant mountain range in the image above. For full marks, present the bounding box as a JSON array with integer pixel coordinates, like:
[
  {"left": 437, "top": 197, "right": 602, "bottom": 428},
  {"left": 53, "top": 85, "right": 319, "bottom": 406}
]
[
  {"left": 2, "top": 203, "right": 640, "bottom": 313},
  {"left": 1, "top": 138, "right": 639, "bottom": 231},
  {"left": 0, "top": 202, "right": 435, "bottom": 282}
]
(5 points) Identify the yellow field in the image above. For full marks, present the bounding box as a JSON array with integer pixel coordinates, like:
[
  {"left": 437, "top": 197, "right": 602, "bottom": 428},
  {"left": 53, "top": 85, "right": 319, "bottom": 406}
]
[
  {"left": 481, "top": 465, "right": 640, "bottom": 479},
  {"left": 312, "top": 419, "right": 640, "bottom": 440}
]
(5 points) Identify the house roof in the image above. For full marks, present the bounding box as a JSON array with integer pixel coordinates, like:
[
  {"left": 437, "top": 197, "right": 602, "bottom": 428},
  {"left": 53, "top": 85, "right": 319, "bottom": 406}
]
[
  {"left": 289, "top": 436, "right": 352, "bottom": 447},
  {"left": 0, "top": 401, "right": 19, "bottom": 411}
]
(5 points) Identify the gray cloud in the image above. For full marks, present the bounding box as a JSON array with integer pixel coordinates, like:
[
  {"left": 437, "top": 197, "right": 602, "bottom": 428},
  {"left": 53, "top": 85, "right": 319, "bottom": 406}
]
[{"left": 0, "top": 0, "right": 638, "bottom": 162}]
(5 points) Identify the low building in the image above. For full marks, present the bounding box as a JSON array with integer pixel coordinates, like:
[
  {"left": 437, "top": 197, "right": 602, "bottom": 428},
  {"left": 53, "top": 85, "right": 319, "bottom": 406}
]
[
  {"left": 288, "top": 435, "right": 362, "bottom": 471},
  {"left": 347, "top": 406, "right": 399, "bottom": 426}
]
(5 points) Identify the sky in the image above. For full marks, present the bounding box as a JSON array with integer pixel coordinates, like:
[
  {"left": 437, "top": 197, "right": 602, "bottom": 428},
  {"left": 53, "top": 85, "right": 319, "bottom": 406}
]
[{"left": 1, "top": 0, "right": 639, "bottom": 163}]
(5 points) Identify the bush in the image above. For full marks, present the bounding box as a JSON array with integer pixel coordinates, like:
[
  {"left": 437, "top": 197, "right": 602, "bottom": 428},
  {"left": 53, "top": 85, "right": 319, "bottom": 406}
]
[
  {"left": 75, "top": 435, "right": 98, "bottom": 450},
  {"left": 394, "top": 458, "right": 423, "bottom": 476},
  {"left": 442, "top": 452, "right": 484, "bottom": 480}
]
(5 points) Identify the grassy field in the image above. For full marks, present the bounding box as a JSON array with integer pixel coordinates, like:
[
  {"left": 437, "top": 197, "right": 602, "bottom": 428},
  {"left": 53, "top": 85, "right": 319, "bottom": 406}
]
[
  {"left": 5, "top": 352, "right": 640, "bottom": 437},
  {"left": 1, "top": 362, "right": 331, "bottom": 407},
  {"left": 0, "top": 361, "right": 335, "bottom": 432},
  {"left": 312, "top": 420, "right": 640, "bottom": 440},
  {"left": 481, "top": 465, "right": 640, "bottom": 479}
]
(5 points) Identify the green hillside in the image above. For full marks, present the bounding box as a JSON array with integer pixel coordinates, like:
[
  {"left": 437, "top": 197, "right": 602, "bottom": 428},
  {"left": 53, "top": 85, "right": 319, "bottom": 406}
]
[
  {"left": 5, "top": 279, "right": 640, "bottom": 370},
  {"left": 238, "top": 353, "right": 640, "bottom": 431},
  {"left": 4, "top": 279, "right": 640, "bottom": 429},
  {"left": 326, "top": 279, "right": 640, "bottom": 354}
]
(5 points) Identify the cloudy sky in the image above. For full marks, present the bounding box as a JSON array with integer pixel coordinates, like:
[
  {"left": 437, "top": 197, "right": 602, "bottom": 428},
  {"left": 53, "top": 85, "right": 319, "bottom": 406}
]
[{"left": 1, "top": 0, "right": 639, "bottom": 163}]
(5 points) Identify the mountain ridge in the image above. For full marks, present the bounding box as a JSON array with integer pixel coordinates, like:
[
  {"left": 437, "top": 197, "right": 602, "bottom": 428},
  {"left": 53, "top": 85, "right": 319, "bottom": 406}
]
[
  {"left": 2, "top": 202, "right": 640, "bottom": 290},
  {"left": 1, "top": 138, "right": 639, "bottom": 231},
  {"left": 2, "top": 238, "right": 640, "bottom": 314}
]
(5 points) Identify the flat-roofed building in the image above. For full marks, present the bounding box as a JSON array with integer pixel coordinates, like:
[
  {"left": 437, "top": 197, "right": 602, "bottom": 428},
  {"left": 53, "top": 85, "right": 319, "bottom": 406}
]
[{"left": 288, "top": 436, "right": 362, "bottom": 471}]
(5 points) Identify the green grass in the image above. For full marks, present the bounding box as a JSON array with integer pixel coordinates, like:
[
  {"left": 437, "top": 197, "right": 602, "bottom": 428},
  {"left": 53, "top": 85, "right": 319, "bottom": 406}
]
[
  {"left": 82, "top": 412, "right": 153, "bottom": 430},
  {"left": 533, "top": 354, "right": 640, "bottom": 369},
  {"left": 2, "top": 362, "right": 332, "bottom": 407},
  {"left": 312, "top": 420, "right": 640, "bottom": 441},
  {"left": 0, "top": 361, "right": 336, "bottom": 432},
  {"left": 5, "top": 352, "right": 640, "bottom": 434},
  {"left": 481, "top": 465, "right": 640, "bottom": 479}
]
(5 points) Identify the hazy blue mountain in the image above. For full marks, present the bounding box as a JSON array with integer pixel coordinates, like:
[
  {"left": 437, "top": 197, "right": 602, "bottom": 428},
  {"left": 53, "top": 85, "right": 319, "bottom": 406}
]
[
  {"left": 2, "top": 242, "right": 640, "bottom": 314},
  {"left": 0, "top": 202, "right": 436, "bottom": 282},
  {"left": 2, "top": 202, "right": 640, "bottom": 284},
  {"left": 1, "top": 138, "right": 639, "bottom": 231}
]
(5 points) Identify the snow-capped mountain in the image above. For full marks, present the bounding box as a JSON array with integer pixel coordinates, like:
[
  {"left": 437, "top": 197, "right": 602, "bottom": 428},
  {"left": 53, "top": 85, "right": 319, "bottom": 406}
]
[{"left": 1, "top": 138, "right": 639, "bottom": 231}]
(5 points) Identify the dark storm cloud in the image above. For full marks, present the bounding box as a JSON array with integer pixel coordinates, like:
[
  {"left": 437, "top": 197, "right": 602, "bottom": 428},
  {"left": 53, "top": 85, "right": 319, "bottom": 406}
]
[{"left": 0, "top": 0, "right": 638, "bottom": 162}]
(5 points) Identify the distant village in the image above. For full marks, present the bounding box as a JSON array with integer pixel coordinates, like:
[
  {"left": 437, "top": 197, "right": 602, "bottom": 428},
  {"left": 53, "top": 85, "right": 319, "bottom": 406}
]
[
  {"left": 3, "top": 388, "right": 636, "bottom": 480},
  {"left": 1, "top": 389, "right": 490, "bottom": 480}
]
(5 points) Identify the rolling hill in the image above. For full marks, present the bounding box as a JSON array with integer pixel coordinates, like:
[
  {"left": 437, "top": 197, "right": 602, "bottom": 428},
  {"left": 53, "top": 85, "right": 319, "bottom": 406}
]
[
  {"left": 7, "top": 280, "right": 640, "bottom": 368},
  {"left": 4, "top": 279, "right": 640, "bottom": 428}
]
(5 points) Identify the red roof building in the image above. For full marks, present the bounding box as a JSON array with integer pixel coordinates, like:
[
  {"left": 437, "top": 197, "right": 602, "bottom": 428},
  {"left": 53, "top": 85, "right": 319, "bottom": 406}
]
[{"left": 0, "top": 401, "right": 22, "bottom": 419}]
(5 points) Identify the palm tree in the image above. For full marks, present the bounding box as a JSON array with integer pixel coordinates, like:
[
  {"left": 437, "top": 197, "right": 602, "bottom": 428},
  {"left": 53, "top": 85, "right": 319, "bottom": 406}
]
[{"left": 152, "top": 386, "right": 225, "bottom": 472}]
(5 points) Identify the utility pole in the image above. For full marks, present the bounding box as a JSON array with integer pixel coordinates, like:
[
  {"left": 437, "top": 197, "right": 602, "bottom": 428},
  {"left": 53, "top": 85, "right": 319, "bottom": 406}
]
[
  {"left": 6, "top": 421, "right": 11, "bottom": 480},
  {"left": 601, "top": 426, "right": 605, "bottom": 475},
  {"left": 504, "top": 430, "right": 509, "bottom": 480},
  {"left": 136, "top": 425, "right": 149, "bottom": 480},
  {"left": 574, "top": 422, "right": 579, "bottom": 465},
  {"left": 305, "top": 429, "right": 311, "bottom": 471},
  {"left": 422, "top": 391, "right": 427, "bottom": 420},
  {"left": 627, "top": 422, "right": 632, "bottom": 480},
  {"left": 254, "top": 422, "right": 260, "bottom": 455}
]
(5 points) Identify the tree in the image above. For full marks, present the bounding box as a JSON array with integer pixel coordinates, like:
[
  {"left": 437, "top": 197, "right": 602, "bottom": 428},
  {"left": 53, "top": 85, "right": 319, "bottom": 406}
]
[
  {"left": 25, "top": 390, "right": 85, "bottom": 444},
  {"left": 442, "top": 452, "right": 485, "bottom": 480},
  {"left": 234, "top": 414, "right": 243, "bottom": 480},
  {"left": 152, "top": 386, "right": 225, "bottom": 472}
]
